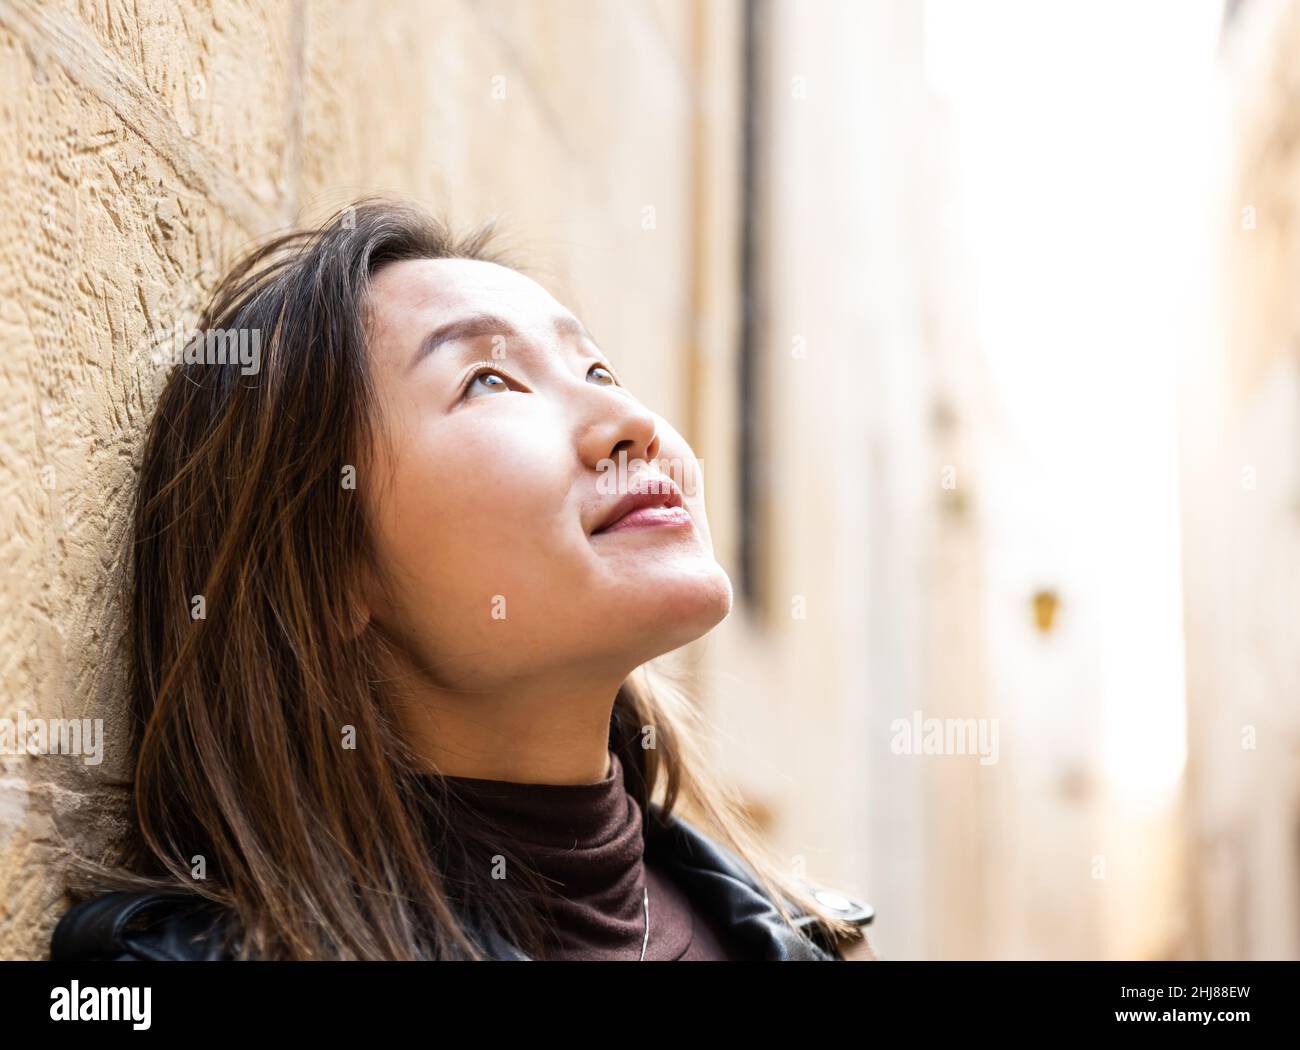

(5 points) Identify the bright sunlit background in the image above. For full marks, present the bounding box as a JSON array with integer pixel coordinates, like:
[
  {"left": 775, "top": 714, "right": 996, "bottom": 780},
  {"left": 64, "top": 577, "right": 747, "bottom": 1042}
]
[
  {"left": 920, "top": 0, "right": 1225, "bottom": 957},
  {"left": 923, "top": 0, "right": 1216, "bottom": 814},
  {"left": 702, "top": 0, "right": 1299, "bottom": 961}
]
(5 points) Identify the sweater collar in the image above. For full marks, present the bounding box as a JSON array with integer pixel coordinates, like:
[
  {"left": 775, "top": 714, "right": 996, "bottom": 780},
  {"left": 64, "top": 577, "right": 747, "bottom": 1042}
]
[
  {"left": 432, "top": 749, "right": 653, "bottom": 959},
  {"left": 437, "top": 749, "right": 635, "bottom": 852}
]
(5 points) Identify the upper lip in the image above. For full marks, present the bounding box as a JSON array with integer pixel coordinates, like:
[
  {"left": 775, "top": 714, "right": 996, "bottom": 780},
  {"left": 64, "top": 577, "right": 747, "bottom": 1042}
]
[{"left": 590, "top": 475, "right": 686, "bottom": 534}]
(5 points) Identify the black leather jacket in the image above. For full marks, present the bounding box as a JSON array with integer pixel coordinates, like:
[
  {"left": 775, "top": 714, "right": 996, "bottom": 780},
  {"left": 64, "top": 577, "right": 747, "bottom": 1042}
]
[{"left": 49, "top": 803, "right": 875, "bottom": 961}]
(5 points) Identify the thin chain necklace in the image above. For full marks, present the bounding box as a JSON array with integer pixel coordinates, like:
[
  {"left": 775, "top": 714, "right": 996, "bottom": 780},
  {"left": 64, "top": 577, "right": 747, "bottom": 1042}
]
[{"left": 638, "top": 885, "right": 649, "bottom": 961}]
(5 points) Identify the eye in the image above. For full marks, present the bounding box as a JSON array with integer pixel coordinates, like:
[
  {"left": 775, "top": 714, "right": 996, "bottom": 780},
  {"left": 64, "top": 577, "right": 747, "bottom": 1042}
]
[
  {"left": 587, "top": 364, "right": 617, "bottom": 386},
  {"left": 462, "top": 366, "right": 514, "bottom": 399}
]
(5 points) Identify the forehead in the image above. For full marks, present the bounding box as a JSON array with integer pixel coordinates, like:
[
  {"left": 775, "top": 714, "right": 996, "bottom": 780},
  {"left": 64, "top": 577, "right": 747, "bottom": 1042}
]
[{"left": 367, "top": 257, "right": 566, "bottom": 336}]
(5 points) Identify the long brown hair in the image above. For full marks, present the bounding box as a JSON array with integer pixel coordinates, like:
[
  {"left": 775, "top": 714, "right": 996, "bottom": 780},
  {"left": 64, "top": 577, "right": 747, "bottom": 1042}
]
[{"left": 59, "top": 197, "right": 858, "bottom": 959}]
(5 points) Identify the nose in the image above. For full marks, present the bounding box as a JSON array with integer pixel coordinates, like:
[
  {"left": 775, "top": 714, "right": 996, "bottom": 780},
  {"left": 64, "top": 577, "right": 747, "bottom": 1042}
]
[{"left": 575, "top": 384, "right": 662, "bottom": 475}]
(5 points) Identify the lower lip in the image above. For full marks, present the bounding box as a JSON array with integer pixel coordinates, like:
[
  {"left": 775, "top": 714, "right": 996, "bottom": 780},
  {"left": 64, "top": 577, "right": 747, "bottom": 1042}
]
[{"left": 593, "top": 505, "right": 693, "bottom": 536}]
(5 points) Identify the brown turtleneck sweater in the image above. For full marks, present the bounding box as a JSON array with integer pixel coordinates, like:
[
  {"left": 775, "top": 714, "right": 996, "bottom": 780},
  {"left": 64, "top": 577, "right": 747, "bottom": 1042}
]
[{"left": 437, "top": 749, "right": 745, "bottom": 961}]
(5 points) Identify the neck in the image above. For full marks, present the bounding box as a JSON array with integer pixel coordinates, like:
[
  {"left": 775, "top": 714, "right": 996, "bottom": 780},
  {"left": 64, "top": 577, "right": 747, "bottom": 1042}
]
[{"left": 387, "top": 658, "right": 626, "bottom": 785}]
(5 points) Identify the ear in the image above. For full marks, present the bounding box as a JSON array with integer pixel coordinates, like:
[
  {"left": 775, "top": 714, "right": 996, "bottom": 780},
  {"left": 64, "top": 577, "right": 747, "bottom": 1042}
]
[{"left": 347, "top": 560, "right": 382, "bottom": 641}]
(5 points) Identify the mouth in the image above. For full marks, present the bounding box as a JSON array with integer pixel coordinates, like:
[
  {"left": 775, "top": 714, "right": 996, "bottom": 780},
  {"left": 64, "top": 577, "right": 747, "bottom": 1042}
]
[{"left": 590, "top": 477, "right": 692, "bottom": 536}]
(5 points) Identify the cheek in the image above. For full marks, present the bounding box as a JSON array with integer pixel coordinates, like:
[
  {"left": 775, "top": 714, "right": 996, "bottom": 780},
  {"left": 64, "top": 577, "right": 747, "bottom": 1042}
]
[{"left": 371, "top": 414, "right": 581, "bottom": 645}]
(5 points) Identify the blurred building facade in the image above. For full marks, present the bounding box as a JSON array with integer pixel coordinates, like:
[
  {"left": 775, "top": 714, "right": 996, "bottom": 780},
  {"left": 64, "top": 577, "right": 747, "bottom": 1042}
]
[{"left": 1177, "top": 0, "right": 1300, "bottom": 961}]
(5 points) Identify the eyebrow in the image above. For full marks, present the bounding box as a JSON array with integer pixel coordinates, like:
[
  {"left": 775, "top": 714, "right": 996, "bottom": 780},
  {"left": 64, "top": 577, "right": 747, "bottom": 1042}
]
[{"left": 407, "top": 311, "right": 597, "bottom": 372}]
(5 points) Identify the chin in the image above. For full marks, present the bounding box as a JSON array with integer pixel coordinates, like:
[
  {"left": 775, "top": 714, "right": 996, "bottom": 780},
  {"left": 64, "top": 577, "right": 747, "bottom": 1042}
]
[{"left": 623, "top": 562, "right": 734, "bottom": 651}]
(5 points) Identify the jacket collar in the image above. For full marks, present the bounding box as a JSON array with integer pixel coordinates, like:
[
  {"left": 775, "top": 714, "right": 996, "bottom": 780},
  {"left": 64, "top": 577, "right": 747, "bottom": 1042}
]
[{"left": 51, "top": 805, "right": 865, "bottom": 961}]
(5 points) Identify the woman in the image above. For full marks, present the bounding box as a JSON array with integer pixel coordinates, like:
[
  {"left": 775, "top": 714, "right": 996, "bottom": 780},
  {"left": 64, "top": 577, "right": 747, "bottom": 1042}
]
[{"left": 49, "top": 199, "right": 875, "bottom": 962}]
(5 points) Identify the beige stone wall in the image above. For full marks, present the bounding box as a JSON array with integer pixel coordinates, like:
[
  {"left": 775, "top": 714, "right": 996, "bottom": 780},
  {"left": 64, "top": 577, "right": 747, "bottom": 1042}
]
[
  {"left": 0, "top": 0, "right": 740, "bottom": 960},
  {"left": 1179, "top": 0, "right": 1300, "bottom": 961}
]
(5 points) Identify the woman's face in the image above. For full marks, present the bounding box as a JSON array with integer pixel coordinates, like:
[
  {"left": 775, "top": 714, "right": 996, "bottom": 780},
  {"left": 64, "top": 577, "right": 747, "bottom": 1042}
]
[{"left": 360, "top": 258, "right": 733, "bottom": 692}]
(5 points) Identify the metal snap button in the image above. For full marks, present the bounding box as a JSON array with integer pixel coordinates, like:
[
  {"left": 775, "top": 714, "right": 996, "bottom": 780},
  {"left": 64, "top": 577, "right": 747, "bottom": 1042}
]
[{"left": 814, "top": 889, "right": 854, "bottom": 911}]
